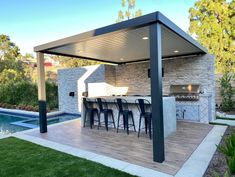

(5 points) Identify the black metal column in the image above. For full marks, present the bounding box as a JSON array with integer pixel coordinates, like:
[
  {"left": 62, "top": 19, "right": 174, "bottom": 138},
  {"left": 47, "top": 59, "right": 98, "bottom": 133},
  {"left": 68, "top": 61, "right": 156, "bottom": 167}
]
[
  {"left": 149, "top": 23, "right": 165, "bottom": 163},
  {"left": 39, "top": 100, "right": 47, "bottom": 133}
]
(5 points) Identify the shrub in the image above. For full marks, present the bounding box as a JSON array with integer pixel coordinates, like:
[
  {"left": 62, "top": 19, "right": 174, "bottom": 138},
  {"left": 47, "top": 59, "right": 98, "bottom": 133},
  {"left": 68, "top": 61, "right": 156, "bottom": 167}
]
[
  {"left": 218, "top": 132, "right": 235, "bottom": 175},
  {"left": 46, "top": 81, "right": 58, "bottom": 110},
  {"left": 0, "top": 69, "right": 25, "bottom": 84},
  {"left": 219, "top": 73, "right": 235, "bottom": 112},
  {"left": 0, "top": 80, "right": 38, "bottom": 106},
  {"left": 0, "top": 80, "right": 58, "bottom": 111}
]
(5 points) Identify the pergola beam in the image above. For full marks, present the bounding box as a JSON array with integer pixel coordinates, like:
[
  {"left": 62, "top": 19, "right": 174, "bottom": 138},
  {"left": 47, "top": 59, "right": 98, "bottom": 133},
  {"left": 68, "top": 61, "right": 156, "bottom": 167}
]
[
  {"left": 36, "top": 52, "right": 47, "bottom": 133},
  {"left": 150, "top": 23, "right": 165, "bottom": 162}
]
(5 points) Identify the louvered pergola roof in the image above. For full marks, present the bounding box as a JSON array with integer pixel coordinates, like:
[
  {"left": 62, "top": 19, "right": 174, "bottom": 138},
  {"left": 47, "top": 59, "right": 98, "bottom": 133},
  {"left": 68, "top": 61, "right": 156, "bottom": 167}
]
[{"left": 34, "top": 11, "right": 207, "bottom": 64}]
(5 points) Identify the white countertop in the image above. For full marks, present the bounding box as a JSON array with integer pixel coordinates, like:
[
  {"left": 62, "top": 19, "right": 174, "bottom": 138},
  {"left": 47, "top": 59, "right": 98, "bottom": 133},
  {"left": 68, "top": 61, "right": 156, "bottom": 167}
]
[{"left": 86, "top": 96, "right": 175, "bottom": 104}]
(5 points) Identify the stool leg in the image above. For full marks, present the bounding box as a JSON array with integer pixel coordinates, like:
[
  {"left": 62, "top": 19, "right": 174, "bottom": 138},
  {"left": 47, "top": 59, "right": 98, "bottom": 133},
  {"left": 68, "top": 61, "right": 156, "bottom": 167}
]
[
  {"left": 111, "top": 111, "right": 116, "bottom": 128},
  {"left": 84, "top": 110, "right": 87, "bottom": 127},
  {"left": 144, "top": 117, "right": 148, "bottom": 134},
  {"left": 98, "top": 112, "right": 101, "bottom": 130},
  {"left": 138, "top": 115, "right": 142, "bottom": 138},
  {"left": 122, "top": 113, "right": 126, "bottom": 130},
  {"left": 130, "top": 112, "right": 136, "bottom": 132},
  {"left": 104, "top": 112, "right": 108, "bottom": 131},
  {"left": 149, "top": 117, "right": 152, "bottom": 139},
  {"left": 117, "top": 112, "right": 120, "bottom": 133},
  {"left": 125, "top": 113, "right": 129, "bottom": 135},
  {"left": 90, "top": 111, "right": 93, "bottom": 129},
  {"left": 95, "top": 110, "right": 99, "bottom": 127}
]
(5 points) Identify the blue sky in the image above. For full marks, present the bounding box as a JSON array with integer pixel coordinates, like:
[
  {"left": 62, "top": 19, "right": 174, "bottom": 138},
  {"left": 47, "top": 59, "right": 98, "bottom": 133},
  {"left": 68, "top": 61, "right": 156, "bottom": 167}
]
[{"left": 0, "top": 0, "right": 196, "bottom": 54}]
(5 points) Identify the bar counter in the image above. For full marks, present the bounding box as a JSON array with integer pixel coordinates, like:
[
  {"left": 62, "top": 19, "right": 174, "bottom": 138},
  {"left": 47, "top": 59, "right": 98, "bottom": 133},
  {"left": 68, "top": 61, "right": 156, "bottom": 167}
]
[{"left": 81, "top": 96, "right": 176, "bottom": 138}]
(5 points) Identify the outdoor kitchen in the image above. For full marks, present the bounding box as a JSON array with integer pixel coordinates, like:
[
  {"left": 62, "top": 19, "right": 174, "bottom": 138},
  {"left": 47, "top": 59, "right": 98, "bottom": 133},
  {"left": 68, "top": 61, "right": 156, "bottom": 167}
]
[{"left": 58, "top": 53, "right": 215, "bottom": 129}]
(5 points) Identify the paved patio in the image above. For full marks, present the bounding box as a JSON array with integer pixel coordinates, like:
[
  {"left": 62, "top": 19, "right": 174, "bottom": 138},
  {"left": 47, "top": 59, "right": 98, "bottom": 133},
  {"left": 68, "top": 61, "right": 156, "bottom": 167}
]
[{"left": 26, "top": 119, "right": 213, "bottom": 175}]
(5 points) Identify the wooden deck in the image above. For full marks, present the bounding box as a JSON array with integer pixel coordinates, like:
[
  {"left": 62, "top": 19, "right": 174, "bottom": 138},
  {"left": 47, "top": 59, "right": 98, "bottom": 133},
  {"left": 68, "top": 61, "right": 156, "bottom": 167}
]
[{"left": 27, "top": 120, "right": 213, "bottom": 175}]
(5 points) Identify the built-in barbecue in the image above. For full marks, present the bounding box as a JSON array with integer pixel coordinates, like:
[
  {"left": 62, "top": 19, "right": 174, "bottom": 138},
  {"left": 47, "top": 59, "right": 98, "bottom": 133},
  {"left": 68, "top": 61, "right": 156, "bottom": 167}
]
[{"left": 169, "top": 84, "right": 201, "bottom": 101}]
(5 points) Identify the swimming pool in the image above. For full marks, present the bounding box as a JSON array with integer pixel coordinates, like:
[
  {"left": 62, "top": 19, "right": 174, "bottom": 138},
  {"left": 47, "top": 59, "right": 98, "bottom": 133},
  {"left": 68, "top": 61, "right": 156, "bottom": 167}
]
[
  {"left": 0, "top": 112, "right": 80, "bottom": 135},
  {"left": 0, "top": 114, "right": 29, "bottom": 135}
]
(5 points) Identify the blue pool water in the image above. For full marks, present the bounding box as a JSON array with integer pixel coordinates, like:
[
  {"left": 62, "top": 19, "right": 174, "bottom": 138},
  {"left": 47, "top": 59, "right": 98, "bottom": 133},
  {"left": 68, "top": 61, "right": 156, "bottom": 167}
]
[
  {"left": 0, "top": 114, "right": 29, "bottom": 135},
  {"left": 0, "top": 113, "right": 80, "bottom": 135}
]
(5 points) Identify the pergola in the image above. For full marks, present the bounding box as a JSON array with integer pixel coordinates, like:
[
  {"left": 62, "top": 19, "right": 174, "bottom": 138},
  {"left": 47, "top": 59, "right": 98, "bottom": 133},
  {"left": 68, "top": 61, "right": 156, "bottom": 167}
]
[{"left": 34, "top": 11, "right": 207, "bottom": 163}]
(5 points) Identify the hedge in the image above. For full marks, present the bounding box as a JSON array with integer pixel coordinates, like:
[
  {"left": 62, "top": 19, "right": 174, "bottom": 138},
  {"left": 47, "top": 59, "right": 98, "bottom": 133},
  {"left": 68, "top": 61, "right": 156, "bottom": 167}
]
[{"left": 0, "top": 80, "right": 58, "bottom": 111}]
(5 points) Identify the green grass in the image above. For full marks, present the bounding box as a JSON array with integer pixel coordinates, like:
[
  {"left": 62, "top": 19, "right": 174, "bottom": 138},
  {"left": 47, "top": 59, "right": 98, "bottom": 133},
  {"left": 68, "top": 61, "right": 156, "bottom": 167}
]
[
  {"left": 216, "top": 116, "right": 235, "bottom": 121},
  {"left": 0, "top": 137, "right": 135, "bottom": 177},
  {"left": 209, "top": 122, "right": 228, "bottom": 126}
]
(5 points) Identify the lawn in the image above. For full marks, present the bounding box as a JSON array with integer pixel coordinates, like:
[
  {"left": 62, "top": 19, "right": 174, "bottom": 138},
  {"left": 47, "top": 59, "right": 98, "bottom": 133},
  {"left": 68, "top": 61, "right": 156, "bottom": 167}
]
[{"left": 0, "top": 137, "right": 135, "bottom": 177}]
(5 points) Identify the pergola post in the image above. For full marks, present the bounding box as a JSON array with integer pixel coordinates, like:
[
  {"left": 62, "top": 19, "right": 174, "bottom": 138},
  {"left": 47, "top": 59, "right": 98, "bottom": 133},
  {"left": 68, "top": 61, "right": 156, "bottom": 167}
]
[
  {"left": 36, "top": 52, "right": 47, "bottom": 133},
  {"left": 149, "top": 23, "right": 165, "bottom": 162}
]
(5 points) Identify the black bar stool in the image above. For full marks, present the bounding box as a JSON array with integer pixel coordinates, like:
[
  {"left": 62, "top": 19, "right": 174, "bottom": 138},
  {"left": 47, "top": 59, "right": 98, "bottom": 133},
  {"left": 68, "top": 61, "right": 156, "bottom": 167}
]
[
  {"left": 135, "top": 99, "right": 152, "bottom": 139},
  {"left": 115, "top": 98, "right": 136, "bottom": 134},
  {"left": 83, "top": 98, "right": 99, "bottom": 128},
  {"left": 96, "top": 98, "right": 115, "bottom": 131}
]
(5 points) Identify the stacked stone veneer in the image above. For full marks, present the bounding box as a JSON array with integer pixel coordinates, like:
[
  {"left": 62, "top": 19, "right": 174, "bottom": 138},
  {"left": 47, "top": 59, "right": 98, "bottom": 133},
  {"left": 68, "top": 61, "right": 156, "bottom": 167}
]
[
  {"left": 58, "top": 65, "right": 116, "bottom": 113},
  {"left": 58, "top": 54, "right": 215, "bottom": 121},
  {"left": 115, "top": 54, "right": 215, "bottom": 122},
  {"left": 116, "top": 54, "right": 215, "bottom": 96},
  {"left": 58, "top": 68, "right": 83, "bottom": 113}
]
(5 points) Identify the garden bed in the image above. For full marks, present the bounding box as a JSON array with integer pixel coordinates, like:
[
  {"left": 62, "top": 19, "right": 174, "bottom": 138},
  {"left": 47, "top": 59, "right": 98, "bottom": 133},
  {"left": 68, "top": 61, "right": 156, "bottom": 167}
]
[{"left": 204, "top": 126, "right": 235, "bottom": 177}]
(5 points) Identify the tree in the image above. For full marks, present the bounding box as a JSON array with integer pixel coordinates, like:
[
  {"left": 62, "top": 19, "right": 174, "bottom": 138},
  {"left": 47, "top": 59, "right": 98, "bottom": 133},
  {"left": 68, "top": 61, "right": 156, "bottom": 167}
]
[
  {"left": 189, "top": 0, "right": 235, "bottom": 73},
  {"left": 0, "top": 34, "right": 20, "bottom": 61},
  {"left": 0, "top": 35, "right": 22, "bottom": 71},
  {"left": 116, "top": 0, "right": 142, "bottom": 22},
  {"left": 0, "top": 69, "right": 23, "bottom": 84},
  {"left": 0, "top": 34, "right": 58, "bottom": 110},
  {"left": 0, "top": 35, "right": 26, "bottom": 82},
  {"left": 50, "top": 55, "right": 101, "bottom": 68}
]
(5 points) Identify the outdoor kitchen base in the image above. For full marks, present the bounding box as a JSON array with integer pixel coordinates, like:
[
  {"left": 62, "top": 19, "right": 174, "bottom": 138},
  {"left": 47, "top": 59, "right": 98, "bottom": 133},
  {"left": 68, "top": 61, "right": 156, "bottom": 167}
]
[{"left": 26, "top": 119, "right": 213, "bottom": 175}]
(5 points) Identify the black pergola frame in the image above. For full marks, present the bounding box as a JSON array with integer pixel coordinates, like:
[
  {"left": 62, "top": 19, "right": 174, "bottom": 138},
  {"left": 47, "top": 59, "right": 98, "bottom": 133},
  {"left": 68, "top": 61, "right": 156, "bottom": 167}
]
[{"left": 35, "top": 11, "right": 207, "bottom": 163}]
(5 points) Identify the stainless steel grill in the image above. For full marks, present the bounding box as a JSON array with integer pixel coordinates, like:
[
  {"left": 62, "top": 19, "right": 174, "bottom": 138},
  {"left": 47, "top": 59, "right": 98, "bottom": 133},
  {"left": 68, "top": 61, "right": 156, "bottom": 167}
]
[{"left": 169, "top": 84, "right": 201, "bottom": 101}]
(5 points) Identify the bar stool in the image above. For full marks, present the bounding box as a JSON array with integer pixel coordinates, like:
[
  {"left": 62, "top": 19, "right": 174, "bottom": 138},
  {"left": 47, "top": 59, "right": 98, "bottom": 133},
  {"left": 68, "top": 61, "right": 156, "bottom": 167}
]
[
  {"left": 115, "top": 98, "right": 136, "bottom": 134},
  {"left": 135, "top": 99, "right": 152, "bottom": 139},
  {"left": 83, "top": 98, "right": 99, "bottom": 128},
  {"left": 96, "top": 98, "right": 116, "bottom": 131}
]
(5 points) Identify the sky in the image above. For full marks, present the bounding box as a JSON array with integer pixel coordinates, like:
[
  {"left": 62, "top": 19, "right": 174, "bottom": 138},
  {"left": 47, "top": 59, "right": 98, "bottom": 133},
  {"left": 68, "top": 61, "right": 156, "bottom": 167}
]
[{"left": 0, "top": 0, "right": 196, "bottom": 55}]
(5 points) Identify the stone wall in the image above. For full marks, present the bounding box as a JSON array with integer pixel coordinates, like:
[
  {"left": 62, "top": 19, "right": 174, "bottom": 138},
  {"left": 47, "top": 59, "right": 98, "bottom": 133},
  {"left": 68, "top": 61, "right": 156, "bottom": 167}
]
[
  {"left": 163, "top": 55, "right": 215, "bottom": 95},
  {"left": 58, "top": 65, "right": 116, "bottom": 113},
  {"left": 58, "top": 65, "right": 106, "bottom": 113},
  {"left": 58, "top": 54, "right": 215, "bottom": 120},
  {"left": 116, "top": 62, "right": 150, "bottom": 95},
  {"left": 116, "top": 54, "right": 215, "bottom": 95},
  {"left": 115, "top": 54, "right": 215, "bottom": 120},
  {"left": 58, "top": 67, "right": 86, "bottom": 113},
  {"left": 163, "top": 54, "right": 215, "bottom": 121}
]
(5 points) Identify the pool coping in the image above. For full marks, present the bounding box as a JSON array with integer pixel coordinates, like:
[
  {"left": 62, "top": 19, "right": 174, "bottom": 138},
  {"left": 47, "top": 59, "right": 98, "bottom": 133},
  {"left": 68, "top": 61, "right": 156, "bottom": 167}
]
[
  {"left": 0, "top": 107, "right": 65, "bottom": 118},
  {"left": 16, "top": 118, "right": 80, "bottom": 134},
  {"left": 11, "top": 121, "right": 38, "bottom": 129}
]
